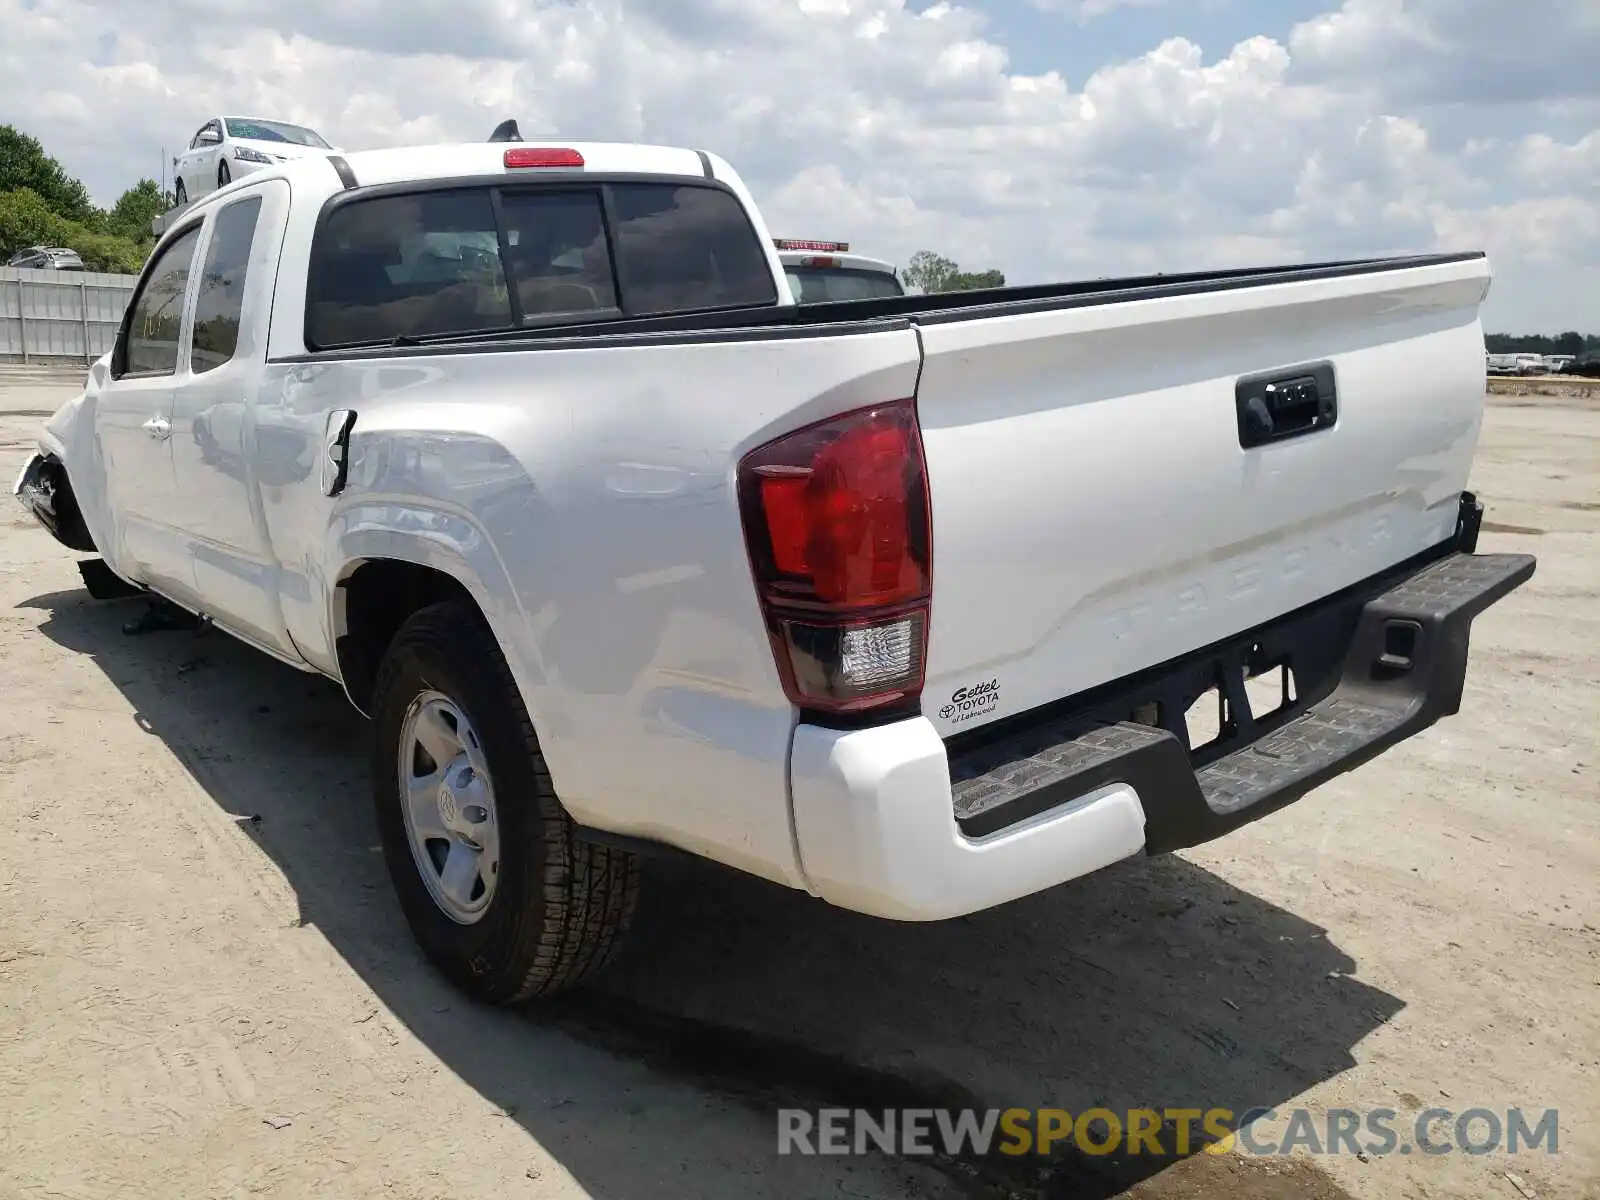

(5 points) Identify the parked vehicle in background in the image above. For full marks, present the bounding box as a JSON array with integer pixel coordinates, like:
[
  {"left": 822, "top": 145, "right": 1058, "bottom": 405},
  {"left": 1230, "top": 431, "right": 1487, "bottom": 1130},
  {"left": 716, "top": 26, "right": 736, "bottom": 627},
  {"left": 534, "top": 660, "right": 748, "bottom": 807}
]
[
  {"left": 15, "top": 135, "right": 1534, "bottom": 1008},
  {"left": 1562, "top": 356, "right": 1600, "bottom": 378},
  {"left": 1512, "top": 353, "right": 1547, "bottom": 375},
  {"left": 172, "top": 116, "right": 339, "bottom": 206},
  {"left": 5, "top": 245, "right": 84, "bottom": 271},
  {"left": 1486, "top": 353, "right": 1519, "bottom": 375},
  {"left": 775, "top": 239, "right": 905, "bottom": 302},
  {"left": 1542, "top": 355, "right": 1575, "bottom": 373}
]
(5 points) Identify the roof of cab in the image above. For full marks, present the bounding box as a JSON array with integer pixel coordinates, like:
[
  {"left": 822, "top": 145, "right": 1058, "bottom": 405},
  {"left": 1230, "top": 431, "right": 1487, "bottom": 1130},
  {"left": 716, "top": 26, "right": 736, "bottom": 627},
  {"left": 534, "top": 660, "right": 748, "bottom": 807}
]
[{"left": 298, "top": 140, "right": 718, "bottom": 189}]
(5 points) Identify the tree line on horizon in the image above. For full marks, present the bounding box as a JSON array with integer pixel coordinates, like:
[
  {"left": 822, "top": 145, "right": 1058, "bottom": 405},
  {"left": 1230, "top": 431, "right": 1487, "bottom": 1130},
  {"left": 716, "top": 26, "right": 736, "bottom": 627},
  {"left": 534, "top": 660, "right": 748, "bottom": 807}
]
[{"left": 1484, "top": 331, "right": 1599, "bottom": 357}]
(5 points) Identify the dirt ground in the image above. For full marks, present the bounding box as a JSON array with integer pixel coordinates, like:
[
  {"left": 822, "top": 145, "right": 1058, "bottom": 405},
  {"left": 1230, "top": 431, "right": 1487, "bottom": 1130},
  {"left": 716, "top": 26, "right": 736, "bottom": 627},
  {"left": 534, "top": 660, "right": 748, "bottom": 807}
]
[{"left": 1, "top": 365, "right": 1595, "bottom": 1200}]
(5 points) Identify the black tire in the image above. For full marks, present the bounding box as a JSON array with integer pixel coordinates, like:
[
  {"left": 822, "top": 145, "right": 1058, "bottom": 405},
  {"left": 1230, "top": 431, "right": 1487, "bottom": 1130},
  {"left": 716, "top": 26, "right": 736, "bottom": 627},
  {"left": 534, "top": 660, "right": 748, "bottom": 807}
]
[
  {"left": 370, "top": 600, "right": 640, "bottom": 1004},
  {"left": 174, "top": 179, "right": 187, "bottom": 206},
  {"left": 217, "top": 160, "right": 231, "bottom": 188}
]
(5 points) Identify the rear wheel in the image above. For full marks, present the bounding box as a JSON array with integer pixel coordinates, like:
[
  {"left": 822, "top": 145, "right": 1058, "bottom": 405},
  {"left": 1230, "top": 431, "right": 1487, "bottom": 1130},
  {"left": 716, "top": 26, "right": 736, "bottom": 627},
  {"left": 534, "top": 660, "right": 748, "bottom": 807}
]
[
  {"left": 370, "top": 600, "right": 640, "bottom": 1004},
  {"left": 217, "top": 160, "right": 231, "bottom": 189}
]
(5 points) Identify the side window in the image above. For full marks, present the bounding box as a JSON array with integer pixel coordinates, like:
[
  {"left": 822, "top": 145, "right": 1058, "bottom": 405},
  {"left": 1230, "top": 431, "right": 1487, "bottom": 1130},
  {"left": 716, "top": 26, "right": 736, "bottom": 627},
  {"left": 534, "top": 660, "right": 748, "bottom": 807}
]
[
  {"left": 191, "top": 196, "right": 264, "bottom": 374},
  {"left": 121, "top": 225, "right": 202, "bottom": 377},
  {"left": 608, "top": 184, "right": 778, "bottom": 315},
  {"left": 497, "top": 190, "right": 617, "bottom": 322},
  {"left": 306, "top": 189, "right": 511, "bottom": 349}
]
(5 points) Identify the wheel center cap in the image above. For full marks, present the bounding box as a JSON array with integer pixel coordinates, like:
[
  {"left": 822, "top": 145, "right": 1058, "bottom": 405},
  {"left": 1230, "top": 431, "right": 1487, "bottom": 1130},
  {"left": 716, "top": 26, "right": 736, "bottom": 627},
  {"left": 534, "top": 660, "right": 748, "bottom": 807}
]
[{"left": 437, "top": 785, "right": 461, "bottom": 828}]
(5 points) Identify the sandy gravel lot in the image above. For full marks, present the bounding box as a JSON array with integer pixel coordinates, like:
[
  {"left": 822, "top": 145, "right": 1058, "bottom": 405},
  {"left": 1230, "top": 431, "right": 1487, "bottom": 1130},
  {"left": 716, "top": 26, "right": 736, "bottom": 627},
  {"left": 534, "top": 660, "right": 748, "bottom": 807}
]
[{"left": 0, "top": 365, "right": 1595, "bottom": 1200}]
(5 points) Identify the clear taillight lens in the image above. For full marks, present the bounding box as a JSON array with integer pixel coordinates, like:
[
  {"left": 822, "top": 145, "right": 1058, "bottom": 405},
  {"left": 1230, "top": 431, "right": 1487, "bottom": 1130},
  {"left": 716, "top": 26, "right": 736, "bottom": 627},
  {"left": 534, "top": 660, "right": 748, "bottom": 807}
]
[{"left": 737, "top": 400, "right": 932, "bottom": 715}]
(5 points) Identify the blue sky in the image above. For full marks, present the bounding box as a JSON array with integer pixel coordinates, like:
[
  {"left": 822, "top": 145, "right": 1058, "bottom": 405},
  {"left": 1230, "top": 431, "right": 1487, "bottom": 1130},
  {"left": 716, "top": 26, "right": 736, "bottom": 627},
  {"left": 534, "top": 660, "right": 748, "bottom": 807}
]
[
  {"left": 998, "top": 0, "right": 1332, "bottom": 79},
  {"left": 4, "top": 0, "right": 1597, "bottom": 331}
]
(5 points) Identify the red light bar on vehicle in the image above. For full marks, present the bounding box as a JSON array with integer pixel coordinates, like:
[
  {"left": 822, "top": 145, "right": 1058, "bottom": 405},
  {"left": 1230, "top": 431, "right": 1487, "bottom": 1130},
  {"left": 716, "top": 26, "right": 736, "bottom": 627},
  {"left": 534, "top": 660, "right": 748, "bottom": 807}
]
[
  {"left": 504, "top": 147, "right": 585, "bottom": 169},
  {"left": 774, "top": 238, "right": 849, "bottom": 252}
]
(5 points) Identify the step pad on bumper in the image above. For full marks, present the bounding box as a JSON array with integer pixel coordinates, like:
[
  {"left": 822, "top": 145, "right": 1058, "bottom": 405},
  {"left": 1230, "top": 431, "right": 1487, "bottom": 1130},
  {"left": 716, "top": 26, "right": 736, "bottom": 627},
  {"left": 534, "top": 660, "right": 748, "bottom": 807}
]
[{"left": 948, "top": 550, "right": 1536, "bottom": 852}]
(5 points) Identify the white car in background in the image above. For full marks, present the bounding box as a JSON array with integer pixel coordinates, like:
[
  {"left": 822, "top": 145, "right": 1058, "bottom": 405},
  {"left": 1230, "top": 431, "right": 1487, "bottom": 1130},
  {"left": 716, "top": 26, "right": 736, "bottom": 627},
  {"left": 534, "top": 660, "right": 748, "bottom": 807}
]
[
  {"left": 774, "top": 239, "right": 907, "bottom": 302},
  {"left": 172, "top": 116, "right": 340, "bottom": 205}
]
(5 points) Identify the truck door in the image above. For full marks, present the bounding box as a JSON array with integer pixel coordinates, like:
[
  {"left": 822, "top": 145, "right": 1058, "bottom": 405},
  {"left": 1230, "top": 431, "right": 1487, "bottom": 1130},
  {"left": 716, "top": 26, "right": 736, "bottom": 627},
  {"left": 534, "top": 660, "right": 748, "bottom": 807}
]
[
  {"left": 166, "top": 178, "right": 302, "bottom": 659},
  {"left": 94, "top": 220, "right": 204, "bottom": 606}
]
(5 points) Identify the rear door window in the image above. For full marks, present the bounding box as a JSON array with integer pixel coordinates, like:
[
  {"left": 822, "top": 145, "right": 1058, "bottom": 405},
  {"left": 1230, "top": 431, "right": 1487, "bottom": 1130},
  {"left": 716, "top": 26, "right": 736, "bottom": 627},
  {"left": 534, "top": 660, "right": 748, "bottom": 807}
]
[{"left": 191, "top": 195, "right": 264, "bottom": 373}]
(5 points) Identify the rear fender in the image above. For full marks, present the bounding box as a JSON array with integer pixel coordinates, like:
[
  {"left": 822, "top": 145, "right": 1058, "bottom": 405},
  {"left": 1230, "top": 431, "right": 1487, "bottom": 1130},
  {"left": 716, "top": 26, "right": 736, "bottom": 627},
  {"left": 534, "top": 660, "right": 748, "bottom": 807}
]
[{"left": 325, "top": 501, "right": 580, "bottom": 791}]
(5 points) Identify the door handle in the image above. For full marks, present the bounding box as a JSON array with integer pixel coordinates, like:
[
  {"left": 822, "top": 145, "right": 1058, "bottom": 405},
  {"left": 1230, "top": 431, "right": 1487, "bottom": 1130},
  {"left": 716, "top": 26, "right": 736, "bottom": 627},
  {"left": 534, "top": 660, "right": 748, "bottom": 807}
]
[
  {"left": 142, "top": 416, "right": 171, "bottom": 440},
  {"left": 1235, "top": 362, "right": 1337, "bottom": 449}
]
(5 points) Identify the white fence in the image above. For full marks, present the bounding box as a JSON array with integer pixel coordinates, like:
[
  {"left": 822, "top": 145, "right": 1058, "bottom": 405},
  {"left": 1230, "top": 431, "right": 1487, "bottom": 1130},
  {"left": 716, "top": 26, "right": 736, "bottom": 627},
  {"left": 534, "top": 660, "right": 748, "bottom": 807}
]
[{"left": 0, "top": 266, "right": 138, "bottom": 364}]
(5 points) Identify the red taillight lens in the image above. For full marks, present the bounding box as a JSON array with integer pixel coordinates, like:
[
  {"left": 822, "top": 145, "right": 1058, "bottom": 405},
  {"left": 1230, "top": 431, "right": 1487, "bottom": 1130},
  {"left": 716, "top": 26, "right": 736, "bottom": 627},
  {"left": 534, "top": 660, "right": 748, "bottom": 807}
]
[
  {"left": 503, "top": 147, "right": 585, "bottom": 169},
  {"left": 737, "top": 400, "right": 932, "bottom": 714}
]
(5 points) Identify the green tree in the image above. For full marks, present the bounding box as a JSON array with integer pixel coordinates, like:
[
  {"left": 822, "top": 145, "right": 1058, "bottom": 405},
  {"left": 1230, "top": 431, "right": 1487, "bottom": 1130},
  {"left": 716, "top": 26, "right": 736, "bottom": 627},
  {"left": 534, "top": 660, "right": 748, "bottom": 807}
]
[
  {"left": 0, "top": 187, "right": 75, "bottom": 257},
  {"left": 69, "top": 229, "right": 149, "bottom": 273},
  {"left": 0, "top": 186, "right": 147, "bottom": 273},
  {"left": 948, "top": 267, "right": 1005, "bottom": 291},
  {"left": 903, "top": 250, "right": 959, "bottom": 293},
  {"left": 902, "top": 249, "right": 1006, "bottom": 293},
  {"left": 105, "top": 178, "right": 168, "bottom": 242},
  {"left": 1553, "top": 331, "right": 1585, "bottom": 358},
  {"left": 0, "top": 124, "right": 99, "bottom": 228}
]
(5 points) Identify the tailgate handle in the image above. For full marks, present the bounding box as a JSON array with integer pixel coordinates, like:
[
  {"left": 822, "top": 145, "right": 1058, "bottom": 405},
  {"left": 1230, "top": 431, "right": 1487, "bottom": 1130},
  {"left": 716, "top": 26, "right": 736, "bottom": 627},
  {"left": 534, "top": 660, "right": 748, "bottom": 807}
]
[{"left": 1235, "top": 362, "right": 1337, "bottom": 449}]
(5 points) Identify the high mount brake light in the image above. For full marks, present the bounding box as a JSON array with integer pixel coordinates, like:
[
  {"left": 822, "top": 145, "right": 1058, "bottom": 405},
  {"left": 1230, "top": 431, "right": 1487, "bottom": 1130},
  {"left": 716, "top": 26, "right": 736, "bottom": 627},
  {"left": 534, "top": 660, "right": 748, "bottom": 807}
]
[
  {"left": 800, "top": 255, "right": 838, "bottom": 268},
  {"left": 737, "top": 399, "right": 932, "bottom": 715},
  {"left": 503, "top": 147, "right": 585, "bottom": 169},
  {"left": 774, "top": 238, "right": 849, "bottom": 252}
]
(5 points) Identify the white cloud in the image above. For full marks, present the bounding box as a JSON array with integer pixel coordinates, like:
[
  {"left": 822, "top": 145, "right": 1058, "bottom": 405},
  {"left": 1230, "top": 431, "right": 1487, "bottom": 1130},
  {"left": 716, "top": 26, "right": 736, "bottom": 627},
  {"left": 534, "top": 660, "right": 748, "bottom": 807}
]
[
  {"left": 2, "top": 0, "right": 1595, "bottom": 330},
  {"left": 1025, "top": 0, "right": 1169, "bottom": 21},
  {"left": 1289, "top": 0, "right": 1600, "bottom": 106}
]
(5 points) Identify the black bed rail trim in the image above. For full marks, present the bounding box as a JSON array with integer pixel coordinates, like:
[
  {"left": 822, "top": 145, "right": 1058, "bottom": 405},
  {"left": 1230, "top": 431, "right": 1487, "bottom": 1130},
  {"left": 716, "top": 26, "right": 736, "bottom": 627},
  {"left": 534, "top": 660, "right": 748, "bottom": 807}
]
[
  {"left": 904, "top": 250, "right": 1487, "bottom": 327},
  {"left": 268, "top": 314, "right": 915, "bottom": 364}
]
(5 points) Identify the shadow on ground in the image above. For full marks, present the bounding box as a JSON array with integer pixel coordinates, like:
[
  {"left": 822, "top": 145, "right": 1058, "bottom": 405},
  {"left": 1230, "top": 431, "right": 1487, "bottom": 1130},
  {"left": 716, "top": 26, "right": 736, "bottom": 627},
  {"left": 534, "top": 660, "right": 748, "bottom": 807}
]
[{"left": 29, "top": 586, "right": 1393, "bottom": 1200}]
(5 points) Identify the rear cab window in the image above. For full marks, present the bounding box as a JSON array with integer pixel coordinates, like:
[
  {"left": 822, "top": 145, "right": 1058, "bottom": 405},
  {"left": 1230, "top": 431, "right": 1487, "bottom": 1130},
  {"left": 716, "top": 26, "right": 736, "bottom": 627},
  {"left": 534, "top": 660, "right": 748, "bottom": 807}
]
[{"left": 305, "top": 178, "right": 779, "bottom": 350}]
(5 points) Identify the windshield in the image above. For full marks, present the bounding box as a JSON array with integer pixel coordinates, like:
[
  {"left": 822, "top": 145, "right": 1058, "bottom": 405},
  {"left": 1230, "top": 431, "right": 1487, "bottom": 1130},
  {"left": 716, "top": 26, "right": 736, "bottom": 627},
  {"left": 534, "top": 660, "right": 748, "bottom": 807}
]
[
  {"left": 785, "top": 266, "right": 904, "bottom": 303},
  {"left": 224, "top": 118, "right": 330, "bottom": 148}
]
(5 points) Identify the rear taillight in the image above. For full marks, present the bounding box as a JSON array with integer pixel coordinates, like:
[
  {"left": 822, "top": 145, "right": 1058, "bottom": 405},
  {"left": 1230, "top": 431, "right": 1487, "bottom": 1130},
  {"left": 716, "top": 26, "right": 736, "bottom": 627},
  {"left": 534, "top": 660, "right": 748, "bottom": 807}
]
[{"left": 737, "top": 399, "right": 932, "bottom": 715}]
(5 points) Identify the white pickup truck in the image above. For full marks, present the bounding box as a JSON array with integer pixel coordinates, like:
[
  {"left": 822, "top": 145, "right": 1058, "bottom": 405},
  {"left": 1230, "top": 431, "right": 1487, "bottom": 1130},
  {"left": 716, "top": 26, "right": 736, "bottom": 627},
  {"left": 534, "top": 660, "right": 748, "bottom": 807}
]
[
  {"left": 774, "top": 238, "right": 906, "bottom": 302},
  {"left": 15, "top": 137, "right": 1535, "bottom": 1006}
]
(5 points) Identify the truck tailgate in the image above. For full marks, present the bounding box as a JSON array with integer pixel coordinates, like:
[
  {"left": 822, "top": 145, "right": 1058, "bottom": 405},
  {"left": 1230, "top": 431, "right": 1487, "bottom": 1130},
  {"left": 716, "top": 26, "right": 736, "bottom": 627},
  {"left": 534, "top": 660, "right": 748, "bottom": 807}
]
[{"left": 913, "top": 254, "right": 1492, "bottom": 735}]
